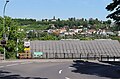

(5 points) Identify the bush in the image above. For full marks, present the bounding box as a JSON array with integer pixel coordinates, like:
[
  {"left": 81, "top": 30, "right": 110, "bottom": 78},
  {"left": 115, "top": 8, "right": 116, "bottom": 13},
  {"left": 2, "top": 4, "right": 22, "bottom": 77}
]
[
  {"left": 6, "top": 52, "right": 16, "bottom": 59},
  {"left": 110, "top": 36, "right": 120, "bottom": 41}
]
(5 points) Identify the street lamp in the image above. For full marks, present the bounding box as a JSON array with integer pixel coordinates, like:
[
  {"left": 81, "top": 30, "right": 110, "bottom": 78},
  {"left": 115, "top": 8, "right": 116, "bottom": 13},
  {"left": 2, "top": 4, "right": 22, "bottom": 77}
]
[
  {"left": 2, "top": 0, "right": 9, "bottom": 60},
  {"left": 3, "top": 0, "right": 9, "bottom": 38}
]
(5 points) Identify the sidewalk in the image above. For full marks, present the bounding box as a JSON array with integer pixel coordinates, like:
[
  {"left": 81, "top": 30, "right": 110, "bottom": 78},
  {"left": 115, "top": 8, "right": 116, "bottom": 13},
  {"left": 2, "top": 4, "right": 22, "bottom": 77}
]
[
  {"left": 0, "top": 59, "right": 77, "bottom": 63},
  {"left": 0, "top": 59, "right": 115, "bottom": 66}
]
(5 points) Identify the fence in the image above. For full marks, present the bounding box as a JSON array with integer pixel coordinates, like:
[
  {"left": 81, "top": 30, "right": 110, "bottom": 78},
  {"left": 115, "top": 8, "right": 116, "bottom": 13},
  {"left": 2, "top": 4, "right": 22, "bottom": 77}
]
[{"left": 32, "top": 53, "right": 120, "bottom": 61}]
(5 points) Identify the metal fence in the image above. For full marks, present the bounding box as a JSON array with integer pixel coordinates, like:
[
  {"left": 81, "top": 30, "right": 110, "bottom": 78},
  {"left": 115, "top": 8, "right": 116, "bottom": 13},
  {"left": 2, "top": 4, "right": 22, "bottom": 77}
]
[{"left": 32, "top": 53, "right": 120, "bottom": 61}]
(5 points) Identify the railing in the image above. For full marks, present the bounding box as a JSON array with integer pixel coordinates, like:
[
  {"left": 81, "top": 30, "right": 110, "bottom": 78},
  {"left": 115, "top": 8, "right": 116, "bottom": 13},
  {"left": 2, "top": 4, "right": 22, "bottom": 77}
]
[
  {"left": 98, "top": 55, "right": 120, "bottom": 61},
  {"left": 32, "top": 53, "right": 120, "bottom": 61}
]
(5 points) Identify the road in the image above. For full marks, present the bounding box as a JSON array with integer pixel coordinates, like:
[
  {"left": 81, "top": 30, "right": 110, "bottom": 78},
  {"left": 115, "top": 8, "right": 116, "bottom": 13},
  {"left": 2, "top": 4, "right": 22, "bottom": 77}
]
[{"left": 0, "top": 59, "right": 120, "bottom": 79}]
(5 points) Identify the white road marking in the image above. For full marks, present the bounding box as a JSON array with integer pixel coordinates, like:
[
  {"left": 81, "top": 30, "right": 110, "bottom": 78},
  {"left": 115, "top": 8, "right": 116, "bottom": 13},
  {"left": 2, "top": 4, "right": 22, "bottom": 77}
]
[
  {"left": 0, "top": 61, "right": 33, "bottom": 68},
  {"left": 0, "top": 62, "right": 32, "bottom": 68},
  {"left": 6, "top": 63, "right": 19, "bottom": 67},
  {"left": 59, "top": 70, "right": 63, "bottom": 74},
  {"left": 68, "top": 67, "right": 73, "bottom": 69},
  {"left": 65, "top": 77, "right": 70, "bottom": 79},
  {"left": 0, "top": 66, "right": 4, "bottom": 68}
]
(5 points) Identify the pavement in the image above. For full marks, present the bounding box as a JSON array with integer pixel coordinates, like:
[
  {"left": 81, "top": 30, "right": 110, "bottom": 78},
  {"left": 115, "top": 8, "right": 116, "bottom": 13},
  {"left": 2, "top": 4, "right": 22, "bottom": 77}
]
[
  {"left": 0, "top": 59, "right": 120, "bottom": 79},
  {"left": 0, "top": 59, "right": 78, "bottom": 64}
]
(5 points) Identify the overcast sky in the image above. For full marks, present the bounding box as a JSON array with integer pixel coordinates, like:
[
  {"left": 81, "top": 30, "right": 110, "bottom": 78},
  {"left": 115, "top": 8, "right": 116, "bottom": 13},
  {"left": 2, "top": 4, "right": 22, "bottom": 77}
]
[{"left": 0, "top": 0, "right": 112, "bottom": 20}]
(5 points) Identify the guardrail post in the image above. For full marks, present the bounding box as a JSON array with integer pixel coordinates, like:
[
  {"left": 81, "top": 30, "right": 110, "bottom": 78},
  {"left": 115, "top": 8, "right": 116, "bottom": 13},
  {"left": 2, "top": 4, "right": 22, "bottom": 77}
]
[
  {"left": 100, "top": 55, "right": 103, "bottom": 61},
  {"left": 60, "top": 53, "right": 61, "bottom": 59},
  {"left": 55, "top": 53, "right": 58, "bottom": 59},
  {"left": 72, "top": 53, "right": 73, "bottom": 59},
  {"left": 64, "top": 53, "right": 65, "bottom": 59},
  {"left": 94, "top": 55, "right": 96, "bottom": 60},
  {"left": 113, "top": 56, "right": 115, "bottom": 61},
  {"left": 80, "top": 53, "right": 81, "bottom": 59},
  {"left": 46, "top": 53, "right": 48, "bottom": 59},
  {"left": 67, "top": 53, "right": 69, "bottom": 59},
  {"left": 107, "top": 55, "right": 109, "bottom": 61},
  {"left": 87, "top": 53, "right": 89, "bottom": 59},
  {"left": 53, "top": 53, "right": 55, "bottom": 59}
]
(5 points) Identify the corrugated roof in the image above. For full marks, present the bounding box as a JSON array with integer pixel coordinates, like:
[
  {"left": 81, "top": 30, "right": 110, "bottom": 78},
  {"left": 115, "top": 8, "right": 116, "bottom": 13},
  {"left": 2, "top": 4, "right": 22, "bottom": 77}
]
[{"left": 30, "top": 40, "right": 120, "bottom": 58}]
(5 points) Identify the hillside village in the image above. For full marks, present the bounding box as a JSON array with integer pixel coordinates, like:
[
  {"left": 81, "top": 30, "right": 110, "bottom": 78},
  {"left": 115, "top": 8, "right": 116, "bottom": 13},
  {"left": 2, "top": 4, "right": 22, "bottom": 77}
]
[{"left": 22, "top": 17, "right": 119, "bottom": 40}]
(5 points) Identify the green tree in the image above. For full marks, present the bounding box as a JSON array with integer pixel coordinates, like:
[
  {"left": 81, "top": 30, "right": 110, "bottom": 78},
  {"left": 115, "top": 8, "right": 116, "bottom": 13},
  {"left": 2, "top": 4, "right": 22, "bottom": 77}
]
[
  {"left": 0, "top": 16, "right": 25, "bottom": 59},
  {"left": 106, "top": 0, "right": 120, "bottom": 24}
]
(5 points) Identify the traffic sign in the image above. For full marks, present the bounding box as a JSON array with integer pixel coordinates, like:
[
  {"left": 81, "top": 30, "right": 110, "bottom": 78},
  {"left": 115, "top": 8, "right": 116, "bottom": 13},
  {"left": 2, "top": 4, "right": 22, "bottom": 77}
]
[
  {"left": 24, "top": 41, "right": 30, "bottom": 47},
  {"left": 33, "top": 52, "right": 43, "bottom": 57},
  {"left": 24, "top": 48, "right": 30, "bottom": 51}
]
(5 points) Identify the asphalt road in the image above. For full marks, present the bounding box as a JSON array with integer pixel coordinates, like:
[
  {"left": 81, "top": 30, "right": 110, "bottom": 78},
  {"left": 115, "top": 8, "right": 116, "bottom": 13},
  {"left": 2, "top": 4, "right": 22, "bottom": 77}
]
[{"left": 0, "top": 59, "right": 120, "bottom": 79}]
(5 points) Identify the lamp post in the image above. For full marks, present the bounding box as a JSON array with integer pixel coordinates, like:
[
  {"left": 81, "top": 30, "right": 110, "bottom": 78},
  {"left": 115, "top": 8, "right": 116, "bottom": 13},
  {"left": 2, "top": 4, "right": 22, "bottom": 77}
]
[{"left": 2, "top": 0, "right": 9, "bottom": 60}]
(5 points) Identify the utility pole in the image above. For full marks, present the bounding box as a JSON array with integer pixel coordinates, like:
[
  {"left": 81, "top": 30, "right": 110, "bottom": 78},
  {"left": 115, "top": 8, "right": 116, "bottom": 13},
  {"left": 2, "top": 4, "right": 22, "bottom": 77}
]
[{"left": 1, "top": 0, "right": 9, "bottom": 60}]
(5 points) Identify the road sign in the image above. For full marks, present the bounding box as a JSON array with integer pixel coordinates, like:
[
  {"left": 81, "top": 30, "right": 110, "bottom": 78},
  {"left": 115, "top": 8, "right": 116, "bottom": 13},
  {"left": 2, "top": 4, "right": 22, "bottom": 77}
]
[
  {"left": 24, "top": 41, "right": 30, "bottom": 47},
  {"left": 33, "top": 52, "right": 43, "bottom": 57},
  {"left": 24, "top": 48, "right": 30, "bottom": 51}
]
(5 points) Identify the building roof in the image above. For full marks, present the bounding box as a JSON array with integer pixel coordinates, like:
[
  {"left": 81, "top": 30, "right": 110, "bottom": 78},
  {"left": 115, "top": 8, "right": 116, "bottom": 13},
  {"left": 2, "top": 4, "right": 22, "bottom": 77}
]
[{"left": 30, "top": 40, "right": 120, "bottom": 58}]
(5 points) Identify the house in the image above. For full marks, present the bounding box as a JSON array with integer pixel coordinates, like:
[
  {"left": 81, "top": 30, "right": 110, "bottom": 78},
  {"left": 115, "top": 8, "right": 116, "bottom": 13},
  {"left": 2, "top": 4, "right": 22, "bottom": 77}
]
[
  {"left": 69, "top": 29, "right": 82, "bottom": 33},
  {"left": 48, "top": 29, "right": 53, "bottom": 34},
  {"left": 64, "top": 32, "right": 76, "bottom": 35},
  {"left": 87, "top": 29, "right": 96, "bottom": 34},
  {"left": 59, "top": 28, "right": 67, "bottom": 34},
  {"left": 100, "top": 29, "right": 107, "bottom": 35}
]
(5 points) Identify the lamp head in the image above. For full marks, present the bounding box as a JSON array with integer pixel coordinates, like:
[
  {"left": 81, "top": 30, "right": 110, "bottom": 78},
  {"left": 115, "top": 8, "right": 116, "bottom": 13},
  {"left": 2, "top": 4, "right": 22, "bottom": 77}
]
[{"left": 6, "top": 0, "right": 9, "bottom": 3}]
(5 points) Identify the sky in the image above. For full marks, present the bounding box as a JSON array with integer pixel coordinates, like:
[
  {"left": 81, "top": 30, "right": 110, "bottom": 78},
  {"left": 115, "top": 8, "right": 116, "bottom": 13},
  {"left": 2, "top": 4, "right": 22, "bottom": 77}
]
[{"left": 0, "top": 0, "right": 112, "bottom": 21}]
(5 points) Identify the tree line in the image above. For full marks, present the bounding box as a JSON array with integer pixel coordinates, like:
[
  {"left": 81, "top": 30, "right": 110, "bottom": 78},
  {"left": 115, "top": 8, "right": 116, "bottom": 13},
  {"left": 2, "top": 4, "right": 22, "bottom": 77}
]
[{"left": 13, "top": 17, "right": 112, "bottom": 30}]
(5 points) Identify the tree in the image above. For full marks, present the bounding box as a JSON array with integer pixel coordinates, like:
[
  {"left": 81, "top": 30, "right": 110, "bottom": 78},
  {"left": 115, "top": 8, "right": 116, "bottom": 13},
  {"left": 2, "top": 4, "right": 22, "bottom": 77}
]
[
  {"left": 106, "top": 0, "right": 120, "bottom": 25},
  {"left": 0, "top": 16, "right": 26, "bottom": 59}
]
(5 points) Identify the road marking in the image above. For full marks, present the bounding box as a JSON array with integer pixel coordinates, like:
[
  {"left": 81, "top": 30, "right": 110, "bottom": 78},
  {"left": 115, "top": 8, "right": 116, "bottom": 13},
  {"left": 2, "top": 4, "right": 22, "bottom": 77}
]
[
  {"left": 0, "top": 66, "right": 4, "bottom": 68},
  {"left": 2, "top": 62, "right": 32, "bottom": 67},
  {"left": 59, "top": 70, "right": 62, "bottom": 74},
  {"left": 6, "top": 63, "right": 19, "bottom": 67},
  {"left": 68, "top": 67, "right": 73, "bottom": 69},
  {"left": 65, "top": 77, "right": 70, "bottom": 79}
]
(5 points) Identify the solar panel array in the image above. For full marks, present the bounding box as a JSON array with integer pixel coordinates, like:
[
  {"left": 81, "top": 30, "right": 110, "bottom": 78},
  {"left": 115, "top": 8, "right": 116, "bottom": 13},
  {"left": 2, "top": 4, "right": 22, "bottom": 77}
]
[{"left": 30, "top": 40, "right": 120, "bottom": 59}]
